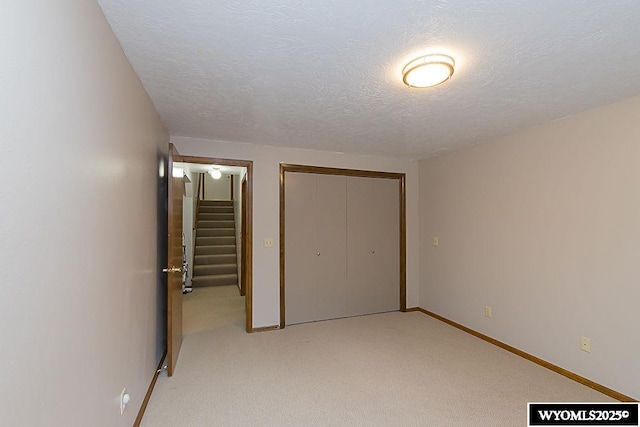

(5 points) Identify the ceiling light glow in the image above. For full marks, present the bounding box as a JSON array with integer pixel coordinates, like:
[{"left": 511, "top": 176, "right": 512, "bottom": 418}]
[
  {"left": 209, "top": 169, "right": 222, "bottom": 179},
  {"left": 172, "top": 167, "right": 184, "bottom": 178},
  {"left": 403, "top": 54, "right": 455, "bottom": 88}
]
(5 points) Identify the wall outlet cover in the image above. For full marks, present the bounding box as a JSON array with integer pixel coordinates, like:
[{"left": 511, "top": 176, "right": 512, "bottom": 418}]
[{"left": 580, "top": 336, "right": 591, "bottom": 353}]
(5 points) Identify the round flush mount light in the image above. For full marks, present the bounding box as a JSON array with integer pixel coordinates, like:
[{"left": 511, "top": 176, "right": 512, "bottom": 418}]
[
  {"left": 402, "top": 54, "right": 455, "bottom": 88},
  {"left": 209, "top": 168, "right": 222, "bottom": 179}
]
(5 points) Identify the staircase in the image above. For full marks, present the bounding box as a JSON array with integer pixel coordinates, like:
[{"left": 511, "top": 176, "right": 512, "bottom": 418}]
[{"left": 192, "top": 200, "right": 238, "bottom": 287}]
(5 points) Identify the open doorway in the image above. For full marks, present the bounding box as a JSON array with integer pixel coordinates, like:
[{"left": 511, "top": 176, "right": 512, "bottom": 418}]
[{"left": 173, "top": 156, "right": 253, "bottom": 334}]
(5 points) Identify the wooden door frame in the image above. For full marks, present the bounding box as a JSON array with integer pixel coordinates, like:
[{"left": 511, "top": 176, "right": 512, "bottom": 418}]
[
  {"left": 240, "top": 175, "right": 248, "bottom": 297},
  {"left": 167, "top": 144, "right": 184, "bottom": 376},
  {"left": 279, "top": 163, "right": 407, "bottom": 329},
  {"left": 178, "top": 155, "right": 254, "bottom": 333}
]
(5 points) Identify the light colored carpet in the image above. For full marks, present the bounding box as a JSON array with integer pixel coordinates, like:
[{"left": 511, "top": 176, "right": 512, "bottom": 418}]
[
  {"left": 142, "top": 291, "right": 612, "bottom": 426},
  {"left": 182, "top": 285, "right": 245, "bottom": 335}
]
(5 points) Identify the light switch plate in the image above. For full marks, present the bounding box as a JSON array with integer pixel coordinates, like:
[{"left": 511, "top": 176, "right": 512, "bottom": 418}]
[{"left": 433, "top": 236, "right": 439, "bottom": 246}]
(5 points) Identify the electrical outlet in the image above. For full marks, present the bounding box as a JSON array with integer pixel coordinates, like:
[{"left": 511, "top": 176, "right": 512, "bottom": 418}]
[
  {"left": 263, "top": 238, "right": 274, "bottom": 248},
  {"left": 580, "top": 336, "right": 591, "bottom": 353},
  {"left": 484, "top": 306, "right": 492, "bottom": 318}
]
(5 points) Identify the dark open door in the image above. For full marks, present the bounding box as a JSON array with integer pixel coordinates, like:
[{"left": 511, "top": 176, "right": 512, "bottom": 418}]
[{"left": 166, "top": 143, "right": 183, "bottom": 376}]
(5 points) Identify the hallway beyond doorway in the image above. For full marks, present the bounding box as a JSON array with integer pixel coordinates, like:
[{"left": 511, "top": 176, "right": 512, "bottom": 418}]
[{"left": 182, "top": 285, "right": 245, "bottom": 335}]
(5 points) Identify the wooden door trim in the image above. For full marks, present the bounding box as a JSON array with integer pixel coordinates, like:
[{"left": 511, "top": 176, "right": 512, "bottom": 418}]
[
  {"left": 279, "top": 163, "right": 407, "bottom": 329},
  {"left": 406, "top": 307, "right": 638, "bottom": 402},
  {"left": 399, "top": 174, "right": 407, "bottom": 311},
  {"left": 280, "top": 163, "right": 405, "bottom": 180},
  {"left": 279, "top": 167, "right": 286, "bottom": 328},
  {"left": 167, "top": 144, "right": 183, "bottom": 376},
  {"left": 240, "top": 175, "right": 248, "bottom": 297},
  {"left": 177, "top": 155, "right": 254, "bottom": 333},
  {"left": 133, "top": 349, "right": 167, "bottom": 426}
]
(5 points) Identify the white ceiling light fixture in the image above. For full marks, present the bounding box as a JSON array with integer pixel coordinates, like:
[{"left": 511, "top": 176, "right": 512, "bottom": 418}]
[
  {"left": 402, "top": 54, "right": 455, "bottom": 88},
  {"left": 209, "top": 168, "right": 222, "bottom": 179},
  {"left": 172, "top": 167, "right": 184, "bottom": 178}
]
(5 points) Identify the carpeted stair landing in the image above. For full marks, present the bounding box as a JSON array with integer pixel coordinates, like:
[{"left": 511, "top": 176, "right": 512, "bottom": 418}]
[{"left": 192, "top": 200, "right": 238, "bottom": 287}]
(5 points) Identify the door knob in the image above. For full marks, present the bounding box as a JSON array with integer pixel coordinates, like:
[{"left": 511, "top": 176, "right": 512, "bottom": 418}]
[
  {"left": 163, "top": 266, "right": 182, "bottom": 273},
  {"left": 316, "top": 252, "right": 321, "bottom": 256},
  {"left": 371, "top": 250, "right": 375, "bottom": 254}
]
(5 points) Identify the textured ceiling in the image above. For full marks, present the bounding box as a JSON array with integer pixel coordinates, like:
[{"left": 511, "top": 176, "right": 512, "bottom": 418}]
[{"left": 98, "top": 0, "right": 640, "bottom": 159}]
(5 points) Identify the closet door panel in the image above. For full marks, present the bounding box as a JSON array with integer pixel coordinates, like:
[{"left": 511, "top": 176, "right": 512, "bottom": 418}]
[
  {"left": 372, "top": 178, "right": 400, "bottom": 312},
  {"left": 315, "top": 174, "right": 348, "bottom": 320},
  {"left": 285, "top": 170, "right": 401, "bottom": 325},
  {"left": 285, "top": 172, "right": 318, "bottom": 325},
  {"left": 346, "top": 176, "right": 377, "bottom": 316}
]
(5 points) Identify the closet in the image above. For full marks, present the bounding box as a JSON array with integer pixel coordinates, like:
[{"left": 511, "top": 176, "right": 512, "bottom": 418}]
[{"left": 282, "top": 167, "right": 403, "bottom": 326}]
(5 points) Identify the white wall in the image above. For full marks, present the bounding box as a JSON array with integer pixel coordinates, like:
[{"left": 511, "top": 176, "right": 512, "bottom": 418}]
[
  {"left": 204, "top": 172, "right": 232, "bottom": 200},
  {"left": 419, "top": 94, "right": 640, "bottom": 400},
  {"left": 0, "top": 1, "right": 168, "bottom": 425},
  {"left": 172, "top": 137, "right": 420, "bottom": 328}
]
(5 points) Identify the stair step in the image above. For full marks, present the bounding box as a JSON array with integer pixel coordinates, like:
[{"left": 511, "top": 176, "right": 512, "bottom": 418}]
[
  {"left": 195, "top": 245, "right": 236, "bottom": 258},
  {"left": 195, "top": 235, "right": 236, "bottom": 245},
  {"left": 196, "top": 229, "right": 235, "bottom": 240},
  {"left": 196, "top": 229, "right": 236, "bottom": 238},
  {"left": 199, "top": 212, "right": 234, "bottom": 221},
  {"left": 198, "top": 220, "right": 235, "bottom": 229},
  {"left": 192, "top": 274, "right": 238, "bottom": 287},
  {"left": 194, "top": 253, "right": 237, "bottom": 266},
  {"left": 199, "top": 206, "right": 234, "bottom": 214},
  {"left": 195, "top": 245, "right": 236, "bottom": 255},
  {"left": 193, "top": 263, "right": 238, "bottom": 276},
  {"left": 196, "top": 235, "right": 235, "bottom": 247},
  {"left": 191, "top": 199, "right": 239, "bottom": 288},
  {"left": 200, "top": 200, "right": 233, "bottom": 206}
]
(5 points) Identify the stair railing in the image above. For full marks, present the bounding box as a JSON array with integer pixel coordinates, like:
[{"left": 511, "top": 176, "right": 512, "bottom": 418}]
[
  {"left": 193, "top": 173, "right": 204, "bottom": 271},
  {"left": 194, "top": 172, "right": 203, "bottom": 232}
]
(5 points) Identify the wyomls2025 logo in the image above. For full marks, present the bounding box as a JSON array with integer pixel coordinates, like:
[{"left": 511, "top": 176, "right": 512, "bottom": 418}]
[{"left": 528, "top": 403, "right": 639, "bottom": 426}]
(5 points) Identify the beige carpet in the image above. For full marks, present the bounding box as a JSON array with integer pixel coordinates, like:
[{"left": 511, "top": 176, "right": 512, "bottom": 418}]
[
  {"left": 142, "top": 290, "right": 612, "bottom": 426},
  {"left": 182, "top": 285, "right": 245, "bottom": 335}
]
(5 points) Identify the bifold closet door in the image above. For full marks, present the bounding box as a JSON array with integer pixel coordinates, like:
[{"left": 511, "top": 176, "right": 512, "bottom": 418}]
[
  {"left": 315, "top": 174, "right": 348, "bottom": 320},
  {"left": 345, "top": 177, "right": 377, "bottom": 316},
  {"left": 284, "top": 173, "right": 316, "bottom": 325},
  {"left": 346, "top": 176, "right": 400, "bottom": 316},
  {"left": 369, "top": 177, "right": 400, "bottom": 313},
  {"left": 284, "top": 172, "right": 347, "bottom": 325}
]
